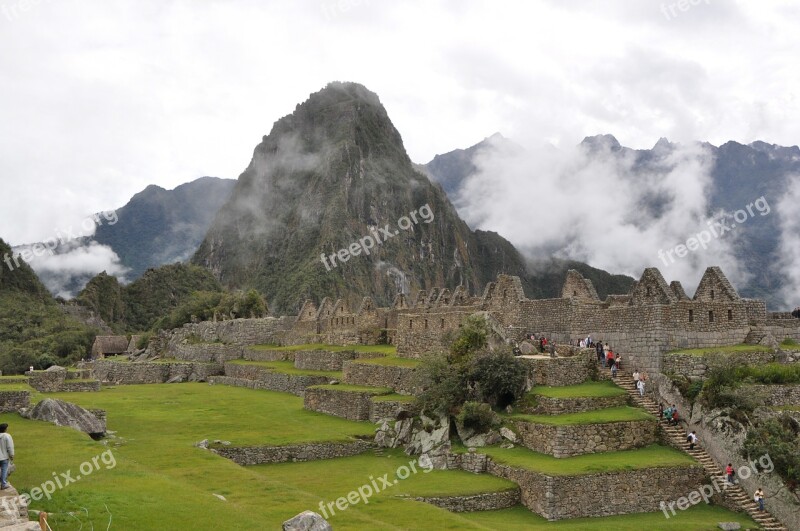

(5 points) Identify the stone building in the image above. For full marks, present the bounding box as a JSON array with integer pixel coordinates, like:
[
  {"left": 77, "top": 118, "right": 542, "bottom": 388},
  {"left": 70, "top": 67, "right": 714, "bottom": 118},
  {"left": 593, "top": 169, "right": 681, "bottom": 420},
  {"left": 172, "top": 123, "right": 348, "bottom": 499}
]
[{"left": 91, "top": 335, "right": 129, "bottom": 358}]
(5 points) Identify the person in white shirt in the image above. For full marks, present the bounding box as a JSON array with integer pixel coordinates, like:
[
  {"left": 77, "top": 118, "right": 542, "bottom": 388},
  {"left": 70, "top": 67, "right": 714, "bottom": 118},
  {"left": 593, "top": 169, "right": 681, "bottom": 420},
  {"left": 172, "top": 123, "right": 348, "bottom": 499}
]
[{"left": 0, "top": 423, "right": 15, "bottom": 490}]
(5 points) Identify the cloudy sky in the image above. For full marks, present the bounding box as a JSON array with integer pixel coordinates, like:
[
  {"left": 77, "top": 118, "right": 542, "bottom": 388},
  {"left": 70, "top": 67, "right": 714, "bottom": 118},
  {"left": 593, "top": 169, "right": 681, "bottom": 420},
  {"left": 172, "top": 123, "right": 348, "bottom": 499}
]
[{"left": 1, "top": 0, "right": 799, "bottom": 294}]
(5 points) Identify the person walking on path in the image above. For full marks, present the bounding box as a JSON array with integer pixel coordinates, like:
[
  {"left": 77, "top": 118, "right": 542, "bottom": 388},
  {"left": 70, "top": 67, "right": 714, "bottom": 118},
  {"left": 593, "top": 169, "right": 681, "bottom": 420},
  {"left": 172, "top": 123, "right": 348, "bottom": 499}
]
[
  {"left": 726, "top": 463, "right": 735, "bottom": 484},
  {"left": 0, "top": 423, "right": 14, "bottom": 490},
  {"left": 754, "top": 488, "right": 765, "bottom": 511},
  {"left": 636, "top": 378, "right": 645, "bottom": 397},
  {"left": 611, "top": 360, "right": 618, "bottom": 378},
  {"left": 687, "top": 430, "right": 698, "bottom": 450}
]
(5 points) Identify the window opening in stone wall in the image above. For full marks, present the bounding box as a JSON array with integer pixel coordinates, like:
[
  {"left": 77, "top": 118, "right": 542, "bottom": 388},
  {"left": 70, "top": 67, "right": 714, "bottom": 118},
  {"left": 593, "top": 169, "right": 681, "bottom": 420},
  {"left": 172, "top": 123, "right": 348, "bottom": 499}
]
[
  {"left": 689, "top": 310, "right": 694, "bottom": 322},
  {"left": 711, "top": 289, "right": 715, "bottom": 300},
  {"left": 728, "top": 309, "right": 732, "bottom": 321},
  {"left": 708, "top": 310, "right": 714, "bottom": 323}
]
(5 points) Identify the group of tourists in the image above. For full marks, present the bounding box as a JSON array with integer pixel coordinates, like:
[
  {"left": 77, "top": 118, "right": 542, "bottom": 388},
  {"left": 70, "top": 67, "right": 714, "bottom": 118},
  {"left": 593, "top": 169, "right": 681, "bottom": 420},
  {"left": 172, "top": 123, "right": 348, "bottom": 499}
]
[{"left": 658, "top": 403, "right": 681, "bottom": 426}]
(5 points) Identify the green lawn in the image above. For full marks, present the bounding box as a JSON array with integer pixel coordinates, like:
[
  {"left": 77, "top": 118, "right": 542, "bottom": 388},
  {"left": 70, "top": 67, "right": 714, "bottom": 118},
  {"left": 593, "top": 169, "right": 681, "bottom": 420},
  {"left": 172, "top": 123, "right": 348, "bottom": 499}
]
[
  {"left": 0, "top": 383, "right": 34, "bottom": 391},
  {"left": 508, "top": 406, "right": 655, "bottom": 425},
  {"left": 781, "top": 338, "right": 798, "bottom": 347},
  {"left": 349, "top": 356, "right": 420, "bottom": 368},
  {"left": 0, "top": 383, "right": 755, "bottom": 530},
  {"left": 668, "top": 343, "right": 772, "bottom": 355},
  {"left": 472, "top": 444, "right": 697, "bottom": 476},
  {"left": 248, "top": 343, "right": 397, "bottom": 354},
  {"left": 228, "top": 359, "right": 342, "bottom": 379},
  {"left": 311, "top": 384, "right": 393, "bottom": 395},
  {"left": 530, "top": 381, "right": 627, "bottom": 398}
]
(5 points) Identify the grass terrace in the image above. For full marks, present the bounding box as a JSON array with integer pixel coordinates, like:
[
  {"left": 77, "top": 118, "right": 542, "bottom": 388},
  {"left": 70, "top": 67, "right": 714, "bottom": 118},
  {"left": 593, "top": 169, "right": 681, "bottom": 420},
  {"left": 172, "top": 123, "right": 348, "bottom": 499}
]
[
  {"left": 508, "top": 406, "right": 655, "bottom": 426},
  {"left": 310, "top": 384, "right": 393, "bottom": 395},
  {"left": 248, "top": 343, "right": 397, "bottom": 355},
  {"left": 781, "top": 338, "right": 799, "bottom": 347},
  {"left": 530, "top": 381, "right": 627, "bottom": 398},
  {"left": 667, "top": 343, "right": 772, "bottom": 355},
  {"left": 349, "top": 356, "right": 420, "bottom": 368},
  {"left": 228, "top": 359, "right": 341, "bottom": 379},
  {"left": 470, "top": 444, "right": 696, "bottom": 476}
]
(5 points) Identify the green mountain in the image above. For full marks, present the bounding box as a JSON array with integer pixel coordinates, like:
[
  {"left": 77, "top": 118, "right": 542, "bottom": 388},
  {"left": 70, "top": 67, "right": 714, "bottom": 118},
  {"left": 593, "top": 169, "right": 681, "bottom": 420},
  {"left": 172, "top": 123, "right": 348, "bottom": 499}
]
[
  {"left": 92, "top": 176, "right": 236, "bottom": 280},
  {"left": 0, "top": 237, "right": 98, "bottom": 373},
  {"left": 192, "top": 82, "right": 633, "bottom": 313},
  {"left": 77, "top": 263, "right": 223, "bottom": 332}
]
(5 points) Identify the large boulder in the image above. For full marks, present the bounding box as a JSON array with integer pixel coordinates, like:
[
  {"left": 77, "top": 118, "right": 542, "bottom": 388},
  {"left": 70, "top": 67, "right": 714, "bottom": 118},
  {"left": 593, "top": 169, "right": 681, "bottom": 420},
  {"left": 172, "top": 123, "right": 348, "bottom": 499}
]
[
  {"left": 282, "top": 511, "right": 331, "bottom": 531},
  {"left": 21, "top": 399, "right": 106, "bottom": 438}
]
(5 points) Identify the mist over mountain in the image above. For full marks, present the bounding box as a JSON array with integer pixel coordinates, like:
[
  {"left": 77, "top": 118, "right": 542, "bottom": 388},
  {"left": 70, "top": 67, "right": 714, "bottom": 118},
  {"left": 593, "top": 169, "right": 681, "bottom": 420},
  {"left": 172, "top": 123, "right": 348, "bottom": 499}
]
[
  {"left": 423, "top": 134, "right": 800, "bottom": 309},
  {"left": 192, "top": 82, "right": 633, "bottom": 314},
  {"left": 20, "top": 176, "right": 235, "bottom": 297}
]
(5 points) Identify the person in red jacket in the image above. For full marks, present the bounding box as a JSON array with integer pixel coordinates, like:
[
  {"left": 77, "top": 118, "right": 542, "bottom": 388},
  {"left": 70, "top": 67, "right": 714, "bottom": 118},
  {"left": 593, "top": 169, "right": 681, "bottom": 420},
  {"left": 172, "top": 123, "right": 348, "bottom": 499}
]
[{"left": 726, "top": 463, "right": 735, "bottom": 484}]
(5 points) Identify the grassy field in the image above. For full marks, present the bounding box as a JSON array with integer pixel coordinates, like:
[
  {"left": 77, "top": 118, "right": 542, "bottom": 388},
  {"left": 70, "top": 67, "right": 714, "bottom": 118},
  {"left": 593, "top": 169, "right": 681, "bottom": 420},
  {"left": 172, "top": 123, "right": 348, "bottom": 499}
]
[
  {"left": 372, "top": 393, "right": 416, "bottom": 403},
  {"left": 668, "top": 343, "right": 772, "bottom": 355},
  {"left": 508, "top": 406, "right": 655, "bottom": 425},
  {"left": 228, "top": 359, "right": 342, "bottom": 379},
  {"left": 530, "top": 381, "right": 627, "bottom": 398},
  {"left": 248, "top": 343, "right": 397, "bottom": 354},
  {"left": 2, "top": 383, "right": 759, "bottom": 530},
  {"left": 473, "top": 444, "right": 697, "bottom": 475}
]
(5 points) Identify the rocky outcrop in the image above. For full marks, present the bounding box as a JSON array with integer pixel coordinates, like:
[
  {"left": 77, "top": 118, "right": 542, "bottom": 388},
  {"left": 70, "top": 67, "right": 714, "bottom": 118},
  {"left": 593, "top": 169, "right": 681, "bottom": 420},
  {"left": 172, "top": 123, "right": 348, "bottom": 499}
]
[
  {"left": 21, "top": 399, "right": 106, "bottom": 438},
  {"left": 282, "top": 511, "right": 331, "bottom": 531},
  {"left": 0, "top": 485, "right": 40, "bottom": 530},
  {"left": 375, "top": 415, "right": 451, "bottom": 469}
]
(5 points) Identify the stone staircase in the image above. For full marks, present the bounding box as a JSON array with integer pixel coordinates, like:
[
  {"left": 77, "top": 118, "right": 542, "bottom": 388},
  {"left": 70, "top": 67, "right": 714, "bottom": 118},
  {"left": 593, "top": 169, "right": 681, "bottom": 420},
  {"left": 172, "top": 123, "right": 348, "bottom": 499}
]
[{"left": 614, "top": 371, "right": 787, "bottom": 531}]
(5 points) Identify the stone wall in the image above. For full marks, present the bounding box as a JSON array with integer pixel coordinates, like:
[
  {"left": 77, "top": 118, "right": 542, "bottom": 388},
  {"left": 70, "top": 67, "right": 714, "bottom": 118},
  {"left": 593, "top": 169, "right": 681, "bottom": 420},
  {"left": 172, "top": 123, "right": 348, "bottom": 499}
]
[
  {"left": 304, "top": 387, "right": 377, "bottom": 421},
  {"left": 0, "top": 390, "right": 29, "bottom": 412},
  {"left": 168, "top": 343, "right": 244, "bottom": 363},
  {"left": 27, "top": 369, "right": 66, "bottom": 392},
  {"left": 486, "top": 460, "right": 705, "bottom": 520},
  {"left": 90, "top": 360, "right": 223, "bottom": 385},
  {"left": 342, "top": 361, "right": 419, "bottom": 395},
  {"left": 663, "top": 350, "right": 777, "bottom": 380},
  {"left": 412, "top": 489, "right": 520, "bottom": 512},
  {"left": 242, "top": 349, "right": 296, "bottom": 362},
  {"left": 293, "top": 350, "right": 385, "bottom": 371},
  {"left": 59, "top": 380, "right": 101, "bottom": 392},
  {"left": 212, "top": 440, "right": 373, "bottom": 465},
  {"left": 521, "top": 351, "right": 595, "bottom": 387},
  {"left": 221, "top": 363, "right": 331, "bottom": 396},
  {"left": 746, "top": 384, "right": 800, "bottom": 406},
  {"left": 369, "top": 398, "right": 417, "bottom": 422},
  {"left": 512, "top": 419, "right": 658, "bottom": 458},
  {"left": 523, "top": 394, "right": 629, "bottom": 415},
  {"left": 163, "top": 316, "right": 295, "bottom": 351}
]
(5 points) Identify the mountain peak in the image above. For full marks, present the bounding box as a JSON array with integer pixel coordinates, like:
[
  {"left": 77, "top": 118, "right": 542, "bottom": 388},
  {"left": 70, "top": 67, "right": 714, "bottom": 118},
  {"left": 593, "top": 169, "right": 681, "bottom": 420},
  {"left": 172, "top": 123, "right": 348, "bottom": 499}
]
[{"left": 580, "top": 134, "right": 621, "bottom": 152}]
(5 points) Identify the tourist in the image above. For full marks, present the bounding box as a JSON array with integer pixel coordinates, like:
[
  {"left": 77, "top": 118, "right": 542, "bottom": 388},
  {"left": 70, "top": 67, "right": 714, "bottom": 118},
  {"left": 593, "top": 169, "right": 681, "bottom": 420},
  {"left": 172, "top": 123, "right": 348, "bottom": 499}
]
[
  {"left": 606, "top": 348, "right": 615, "bottom": 369},
  {"left": 670, "top": 407, "right": 679, "bottom": 426},
  {"left": 540, "top": 336, "right": 547, "bottom": 353},
  {"left": 615, "top": 355, "right": 622, "bottom": 371},
  {"left": 611, "top": 360, "right": 618, "bottom": 378},
  {"left": 658, "top": 403, "right": 664, "bottom": 419},
  {"left": 663, "top": 405, "right": 673, "bottom": 422},
  {"left": 687, "top": 430, "right": 698, "bottom": 450},
  {"left": 597, "top": 342, "right": 605, "bottom": 366},
  {"left": 754, "top": 488, "right": 765, "bottom": 511},
  {"left": 0, "top": 423, "right": 14, "bottom": 490},
  {"left": 549, "top": 341, "right": 556, "bottom": 358},
  {"left": 636, "top": 378, "right": 645, "bottom": 397},
  {"left": 633, "top": 369, "right": 641, "bottom": 385},
  {"left": 726, "top": 463, "right": 735, "bottom": 484}
]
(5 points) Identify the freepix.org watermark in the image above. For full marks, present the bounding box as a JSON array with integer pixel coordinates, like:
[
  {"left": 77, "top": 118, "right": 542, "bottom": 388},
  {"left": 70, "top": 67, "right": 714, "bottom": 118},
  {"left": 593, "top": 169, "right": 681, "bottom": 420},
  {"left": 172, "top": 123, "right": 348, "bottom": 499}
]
[
  {"left": 660, "top": 453, "right": 774, "bottom": 519},
  {"left": 3, "top": 210, "right": 118, "bottom": 272},
  {"left": 320, "top": 204, "right": 434, "bottom": 271},
  {"left": 316, "top": 455, "right": 433, "bottom": 519},
  {"left": 660, "top": 0, "right": 710, "bottom": 21},
  {"left": 1, "top": 449, "right": 117, "bottom": 513},
  {"left": 658, "top": 196, "right": 770, "bottom": 267}
]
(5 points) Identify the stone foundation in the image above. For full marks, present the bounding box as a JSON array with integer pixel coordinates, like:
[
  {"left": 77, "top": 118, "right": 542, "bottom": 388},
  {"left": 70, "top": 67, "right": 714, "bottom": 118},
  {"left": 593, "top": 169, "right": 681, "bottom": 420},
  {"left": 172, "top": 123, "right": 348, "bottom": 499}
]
[
  {"left": 485, "top": 460, "right": 705, "bottom": 520},
  {"left": 90, "top": 360, "right": 223, "bottom": 385},
  {"left": 412, "top": 488, "right": 521, "bottom": 512},
  {"left": 512, "top": 419, "right": 659, "bottom": 457},
  {"left": 220, "top": 364, "right": 332, "bottom": 396},
  {"left": 304, "top": 387, "right": 386, "bottom": 421},
  {"left": 212, "top": 440, "right": 373, "bottom": 465},
  {"left": 242, "top": 349, "right": 296, "bottom": 362},
  {"left": 169, "top": 343, "right": 245, "bottom": 363},
  {"left": 663, "top": 350, "right": 777, "bottom": 380},
  {"left": 59, "top": 380, "right": 102, "bottom": 392},
  {"left": 520, "top": 351, "right": 595, "bottom": 387},
  {"left": 523, "top": 394, "right": 629, "bottom": 415},
  {"left": 369, "top": 398, "right": 417, "bottom": 422},
  {"left": 745, "top": 384, "right": 800, "bottom": 406},
  {"left": 294, "top": 350, "right": 385, "bottom": 371},
  {"left": 0, "top": 390, "right": 30, "bottom": 412},
  {"left": 342, "top": 361, "right": 419, "bottom": 395}
]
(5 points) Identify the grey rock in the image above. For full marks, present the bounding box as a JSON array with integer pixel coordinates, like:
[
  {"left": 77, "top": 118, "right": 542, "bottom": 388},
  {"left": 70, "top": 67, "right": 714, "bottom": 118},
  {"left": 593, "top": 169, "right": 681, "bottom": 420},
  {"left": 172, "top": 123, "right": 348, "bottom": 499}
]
[
  {"left": 282, "top": 510, "right": 332, "bottom": 531},
  {"left": 500, "top": 427, "right": 518, "bottom": 443},
  {"left": 195, "top": 439, "right": 209, "bottom": 449},
  {"left": 717, "top": 523, "right": 740, "bottom": 531},
  {"left": 166, "top": 375, "right": 185, "bottom": 384},
  {"left": 21, "top": 399, "right": 105, "bottom": 437}
]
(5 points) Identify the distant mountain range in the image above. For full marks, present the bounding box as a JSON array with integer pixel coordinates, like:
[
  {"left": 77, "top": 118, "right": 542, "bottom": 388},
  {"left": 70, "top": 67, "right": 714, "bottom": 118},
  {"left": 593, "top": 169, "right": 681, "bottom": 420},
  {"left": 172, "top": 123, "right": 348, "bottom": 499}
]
[{"left": 423, "top": 133, "right": 800, "bottom": 308}]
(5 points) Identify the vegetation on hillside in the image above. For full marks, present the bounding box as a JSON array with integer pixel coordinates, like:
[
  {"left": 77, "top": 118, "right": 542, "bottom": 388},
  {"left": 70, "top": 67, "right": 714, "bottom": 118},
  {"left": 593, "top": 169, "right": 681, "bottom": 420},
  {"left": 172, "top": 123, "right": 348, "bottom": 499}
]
[
  {"left": 152, "top": 289, "right": 267, "bottom": 331},
  {"left": 0, "top": 238, "right": 98, "bottom": 373}
]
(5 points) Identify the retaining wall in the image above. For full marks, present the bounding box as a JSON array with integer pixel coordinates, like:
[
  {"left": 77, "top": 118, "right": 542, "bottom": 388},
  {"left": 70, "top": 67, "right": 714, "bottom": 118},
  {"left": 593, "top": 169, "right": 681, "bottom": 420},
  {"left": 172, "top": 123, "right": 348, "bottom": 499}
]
[
  {"left": 523, "top": 393, "right": 629, "bottom": 415},
  {"left": 412, "top": 489, "right": 520, "bottom": 512},
  {"left": 342, "top": 361, "right": 419, "bottom": 395},
  {"left": 211, "top": 440, "right": 373, "bottom": 465},
  {"left": 91, "top": 360, "right": 223, "bottom": 384},
  {"left": 0, "top": 390, "right": 30, "bottom": 412},
  {"left": 512, "top": 419, "right": 659, "bottom": 458}
]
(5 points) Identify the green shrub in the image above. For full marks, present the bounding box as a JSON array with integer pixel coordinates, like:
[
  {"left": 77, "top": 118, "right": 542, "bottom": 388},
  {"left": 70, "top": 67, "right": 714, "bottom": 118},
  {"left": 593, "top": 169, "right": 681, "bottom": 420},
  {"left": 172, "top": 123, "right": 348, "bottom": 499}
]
[
  {"left": 456, "top": 401, "right": 500, "bottom": 435},
  {"left": 414, "top": 354, "right": 469, "bottom": 417},
  {"left": 449, "top": 315, "right": 489, "bottom": 363},
  {"left": 742, "top": 415, "right": 800, "bottom": 491},
  {"left": 470, "top": 351, "right": 527, "bottom": 408}
]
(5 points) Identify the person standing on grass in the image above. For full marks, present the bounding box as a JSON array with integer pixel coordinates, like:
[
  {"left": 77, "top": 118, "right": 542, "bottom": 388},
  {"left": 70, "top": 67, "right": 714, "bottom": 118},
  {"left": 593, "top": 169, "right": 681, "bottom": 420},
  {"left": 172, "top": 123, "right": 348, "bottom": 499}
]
[
  {"left": 0, "top": 423, "right": 14, "bottom": 490},
  {"left": 754, "top": 488, "right": 765, "bottom": 511}
]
